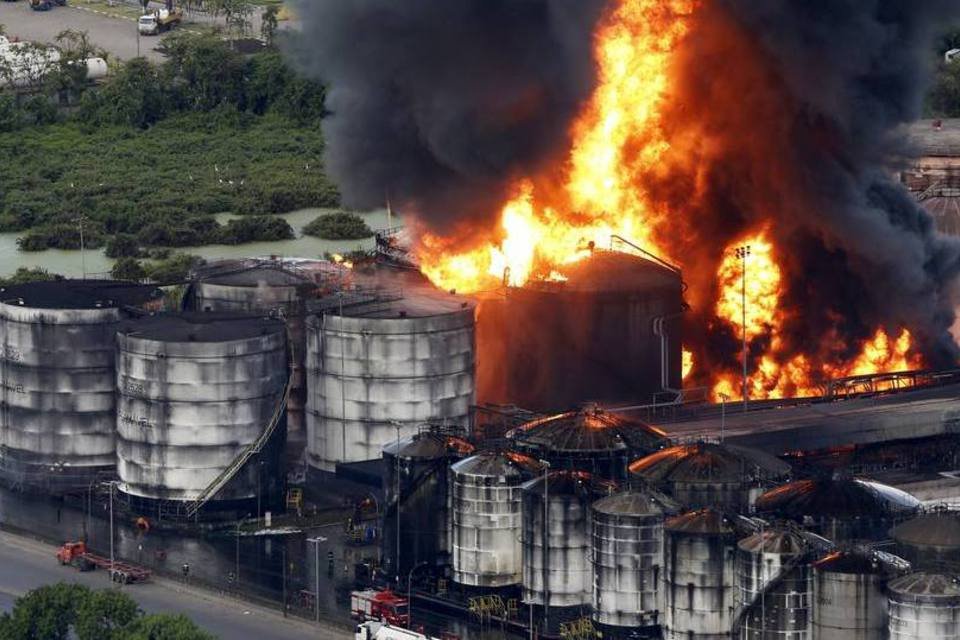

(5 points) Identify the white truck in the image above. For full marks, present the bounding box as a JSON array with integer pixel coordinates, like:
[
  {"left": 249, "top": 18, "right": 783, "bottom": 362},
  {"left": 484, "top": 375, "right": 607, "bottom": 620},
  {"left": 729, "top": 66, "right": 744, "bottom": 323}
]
[
  {"left": 354, "top": 621, "right": 440, "bottom": 640},
  {"left": 138, "top": 8, "right": 183, "bottom": 36}
]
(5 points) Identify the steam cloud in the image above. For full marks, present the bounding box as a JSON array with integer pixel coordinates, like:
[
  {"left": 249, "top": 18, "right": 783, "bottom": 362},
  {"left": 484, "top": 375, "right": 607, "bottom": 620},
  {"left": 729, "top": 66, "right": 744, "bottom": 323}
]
[{"left": 287, "top": 0, "right": 606, "bottom": 233}]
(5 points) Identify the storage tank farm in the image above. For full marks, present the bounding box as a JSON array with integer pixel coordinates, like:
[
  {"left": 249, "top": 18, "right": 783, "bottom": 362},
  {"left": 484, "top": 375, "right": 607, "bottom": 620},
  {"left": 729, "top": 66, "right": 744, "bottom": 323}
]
[
  {"left": 507, "top": 403, "right": 669, "bottom": 481},
  {"left": 305, "top": 283, "right": 475, "bottom": 475},
  {"left": 590, "top": 488, "right": 679, "bottom": 637},
  {"left": 115, "top": 312, "right": 288, "bottom": 516},
  {"left": 380, "top": 428, "right": 474, "bottom": 581},
  {"left": 0, "top": 280, "right": 162, "bottom": 492}
]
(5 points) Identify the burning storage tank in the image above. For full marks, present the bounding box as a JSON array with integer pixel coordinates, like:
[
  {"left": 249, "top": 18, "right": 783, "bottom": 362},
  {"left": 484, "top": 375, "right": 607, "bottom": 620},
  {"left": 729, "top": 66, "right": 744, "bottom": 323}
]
[
  {"left": 477, "top": 249, "right": 685, "bottom": 411},
  {"left": 305, "top": 285, "right": 475, "bottom": 473},
  {"left": 115, "top": 313, "right": 287, "bottom": 510},
  {"left": 662, "top": 508, "right": 739, "bottom": 640},
  {"left": 735, "top": 527, "right": 813, "bottom": 640},
  {"left": 812, "top": 549, "right": 909, "bottom": 640},
  {"left": 888, "top": 572, "right": 960, "bottom": 640},
  {"left": 890, "top": 510, "right": 960, "bottom": 571},
  {"left": 521, "top": 470, "right": 611, "bottom": 614},
  {"left": 187, "top": 259, "right": 325, "bottom": 452},
  {"left": 450, "top": 451, "right": 539, "bottom": 588},
  {"left": 0, "top": 280, "right": 162, "bottom": 492},
  {"left": 381, "top": 428, "right": 474, "bottom": 581},
  {"left": 590, "top": 488, "right": 679, "bottom": 636},
  {"left": 756, "top": 475, "right": 920, "bottom": 542},
  {"left": 507, "top": 404, "right": 669, "bottom": 481},
  {"left": 629, "top": 441, "right": 791, "bottom": 511}
]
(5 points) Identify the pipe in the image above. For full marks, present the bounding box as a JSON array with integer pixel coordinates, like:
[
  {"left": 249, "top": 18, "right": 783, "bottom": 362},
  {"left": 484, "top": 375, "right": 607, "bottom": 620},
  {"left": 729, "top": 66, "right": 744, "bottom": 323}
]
[{"left": 652, "top": 313, "right": 685, "bottom": 398}]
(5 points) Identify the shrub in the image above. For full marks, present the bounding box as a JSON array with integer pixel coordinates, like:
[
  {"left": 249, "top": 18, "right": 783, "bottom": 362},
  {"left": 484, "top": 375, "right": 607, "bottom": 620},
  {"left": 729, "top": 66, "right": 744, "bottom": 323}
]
[{"left": 303, "top": 211, "right": 373, "bottom": 240}]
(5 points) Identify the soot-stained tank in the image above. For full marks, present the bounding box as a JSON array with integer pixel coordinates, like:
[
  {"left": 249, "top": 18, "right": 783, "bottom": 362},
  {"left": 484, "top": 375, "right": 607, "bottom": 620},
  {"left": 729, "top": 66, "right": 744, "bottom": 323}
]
[
  {"left": 115, "top": 312, "right": 287, "bottom": 509},
  {"left": 890, "top": 509, "right": 960, "bottom": 571},
  {"left": 0, "top": 280, "right": 162, "bottom": 492},
  {"left": 521, "top": 471, "right": 611, "bottom": 614},
  {"left": 507, "top": 403, "right": 668, "bottom": 481},
  {"left": 450, "top": 451, "right": 540, "bottom": 588},
  {"left": 629, "top": 441, "right": 791, "bottom": 511},
  {"left": 477, "top": 250, "right": 684, "bottom": 411},
  {"left": 812, "top": 549, "right": 909, "bottom": 640},
  {"left": 187, "top": 259, "right": 324, "bottom": 453},
  {"left": 306, "top": 284, "right": 475, "bottom": 473},
  {"left": 735, "top": 528, "right": 813, "bottom": 640},
  {"left": 381, "top": 428, "right": 474, "bottom": 581},
  {"left": 888, "top": 572, "right": 960, "bottom": 639},
  {"left": 756, "top": 475, "right": 919, "bottom": 542},
  {"left": 590, "top": 488, "right": 679, "bottom": 636},
  {"left": 662, "top": 508, "right": 739, "bottom": 640}
]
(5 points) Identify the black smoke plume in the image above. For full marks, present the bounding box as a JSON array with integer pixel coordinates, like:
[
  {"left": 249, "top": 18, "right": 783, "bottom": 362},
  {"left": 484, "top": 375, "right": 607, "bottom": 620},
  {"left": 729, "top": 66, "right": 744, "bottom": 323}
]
[{"left": 287, "top": 0, "right": 606, "bottom": 233}]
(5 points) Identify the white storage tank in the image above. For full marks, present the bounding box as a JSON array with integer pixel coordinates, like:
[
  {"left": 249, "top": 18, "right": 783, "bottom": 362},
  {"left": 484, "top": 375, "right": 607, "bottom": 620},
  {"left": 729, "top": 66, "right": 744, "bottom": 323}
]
[
  {"left": 662, "top": 508, "right": 738, "bottom": 640},
  {"left": 450, "top": 451, "right": 539, "bottom": 588},
  {"left": 115, "top": 313, "right": 287, "bottom": 507},
  {"left": 306, "top": 286, "right": 475, "bottom": 472},
  {"left": 591, "top": 488, "right": 678, "bottom": 635},
  {"left": 888, "top": 572, "right": 960, "bottom": 640}
]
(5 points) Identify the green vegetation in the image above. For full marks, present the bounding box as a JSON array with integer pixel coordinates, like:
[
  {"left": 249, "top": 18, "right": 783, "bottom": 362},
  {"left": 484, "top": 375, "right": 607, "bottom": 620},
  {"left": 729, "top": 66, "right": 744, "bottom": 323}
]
[
  {"left": 0, "top": 583, "right": 214, "bottom": 640},
  {"left": 303, "top": 211, "right": 373, "bottom": 240},
  {"left": 0, "top": 31, "right": 337, "bottom": 255},
  {"left": 0, "top": 267, "right": 60, "bottom": 286},
  {"left": 111, "top": 253, "right": 205, "bottom": 284},
  {"left": 929, "top": 28, "right": 960, "bottom": 117}
]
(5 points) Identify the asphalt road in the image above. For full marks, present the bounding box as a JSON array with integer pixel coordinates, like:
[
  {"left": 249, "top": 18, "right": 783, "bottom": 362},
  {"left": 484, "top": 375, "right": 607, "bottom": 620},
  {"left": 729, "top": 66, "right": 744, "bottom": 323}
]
[{"left": 0, "top": 531, "right": 352, "bottom": 639}]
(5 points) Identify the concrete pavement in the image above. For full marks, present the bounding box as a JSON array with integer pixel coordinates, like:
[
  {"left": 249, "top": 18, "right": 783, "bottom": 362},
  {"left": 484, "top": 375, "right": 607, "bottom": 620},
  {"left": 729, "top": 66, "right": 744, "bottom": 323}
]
[{"left": 0, "top": 530, "right": 352, "bottom": 639}]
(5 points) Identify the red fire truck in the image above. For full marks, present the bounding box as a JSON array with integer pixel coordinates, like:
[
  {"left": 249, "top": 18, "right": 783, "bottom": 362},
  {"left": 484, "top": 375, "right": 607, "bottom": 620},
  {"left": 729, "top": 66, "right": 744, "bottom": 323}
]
[{"left": 350, "top": 589, "right": 410, "bottom": 627}]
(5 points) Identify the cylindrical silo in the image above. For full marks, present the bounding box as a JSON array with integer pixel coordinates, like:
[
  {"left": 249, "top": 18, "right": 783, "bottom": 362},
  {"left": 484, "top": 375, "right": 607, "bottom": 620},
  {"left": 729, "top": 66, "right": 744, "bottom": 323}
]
[
  {"left": 0, "top": 280, "right": 162, "bottom": 492},
  {"left": 812, "top": 549, "right": 908, "bottom": 640},
  {"left": 662, "top": 508, "right": 738, "bottom": 640},
  {"left": 507, "top": 403, "right": 668, "bottom": 481},
  {"left": 630, "top": 442, "right": 791, "bottom": 511},
  {"left": 888, "top": 572, "right": 960, "bottom": 640},
  {"left": 115, "top": 312, "right": 287, "bottom": 509},
  {"left": 890, "top": 510, "right": 960, "bottom": 571},
  {"left": 381, "top": 429, "right": 473, "bottom": 580},
  {"left": 521, "top": 471, "right": 608, "bottom": 612},
  {"left": 305, "top": 288, "right": 475, "bottom": 473},
  {"left": 736, "top": 528, "right": 812, "bottom": 640},
  {"left": 591, "top": 489, "right": 679, "bottom": 636},
  {"left": 756, "top": 476, "right": 919, "bottom": 543},
  {"left": 450, "top": 451, "right": 539, "bottom": 588},
  {"left": 188, "top": 260, "right": 322, "bottom": 456}
]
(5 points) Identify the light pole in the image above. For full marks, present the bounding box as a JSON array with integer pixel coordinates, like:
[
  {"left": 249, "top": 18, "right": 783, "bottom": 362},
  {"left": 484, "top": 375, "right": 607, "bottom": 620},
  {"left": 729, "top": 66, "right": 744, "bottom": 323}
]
[
  {"left": 74, "top": 215, "right": 89, "bottom": 279},
  {"left": 101, "top": 480, "right": 118, "bottom": 575},
  {"left": 406, "top": 561, "right": 430, "bottom": 629},
  {"left": 735, "top": 244, "right": 751, "bottom": 412},
  {"left": 307, "top": 536, "right": 323, "bottom": 623},
  {"left": 393, "top": 421, "right": 402, "bottom": 585}
]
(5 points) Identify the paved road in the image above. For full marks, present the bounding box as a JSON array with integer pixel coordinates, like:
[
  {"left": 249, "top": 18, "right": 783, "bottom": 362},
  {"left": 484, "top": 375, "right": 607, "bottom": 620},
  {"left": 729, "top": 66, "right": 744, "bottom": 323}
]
[{"left": 0, "top": 531, "right": 352, "bottom": 639}]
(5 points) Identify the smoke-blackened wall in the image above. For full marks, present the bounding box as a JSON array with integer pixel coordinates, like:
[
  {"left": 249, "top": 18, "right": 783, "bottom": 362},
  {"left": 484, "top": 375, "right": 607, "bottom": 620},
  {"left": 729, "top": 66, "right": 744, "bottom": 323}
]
[{"left": 287, "top": 0, "right": 606, "bottom": 233}]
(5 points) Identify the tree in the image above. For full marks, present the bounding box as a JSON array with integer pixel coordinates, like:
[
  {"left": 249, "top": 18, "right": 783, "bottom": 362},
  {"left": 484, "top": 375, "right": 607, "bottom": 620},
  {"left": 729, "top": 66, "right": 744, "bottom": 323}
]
[
  {"left": 80, "top": 57, "right": 170, "bottom": 128},
  {"left": 111, "top": 256, "right": 148, "bottom": 282},
  {"left": 74, "top": 589, "right": 141, "bottom": 640},
  {"left": 105, "top": 233, "right": 142, "bottom": 258},
  {"left": 303, "top": 212, "right": 373, "bottom": 240},
  {"left": 0, "top": 583, "right": 90, "bottom": 640},
  {"left": 929, "top": 61, "right": 960, "bottom": 117},
  {"left": 261, "top": 5, "right": 279, "bottom": 48},
  {"left": 0, "top": 267, "right": 61, "bottom": 286},
  {"left": 48, "top": 30, "right": 107, "bottom": 100},
  {"left": 124, "top": 614, "right": 215, "bottom": 640}
]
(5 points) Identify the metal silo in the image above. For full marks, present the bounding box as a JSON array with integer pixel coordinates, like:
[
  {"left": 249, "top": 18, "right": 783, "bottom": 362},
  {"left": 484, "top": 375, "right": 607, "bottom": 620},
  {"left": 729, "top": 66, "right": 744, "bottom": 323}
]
[
  {"left": 188, "top": 259, "right": 323, "bottom": 456},
  {"left": 888, "top": 572, "right": 960, "bottom": 640},
  {"left": 890, "top": 510, "right": 960, "bottom": 572},
  {"left": 381, "top": 428, "right": 473, "bottom": 581},
  {"left": 662, "top": 508, "right": 738, "bottom": 640},
  {"left": 630, "top": 442, "right": 791, "bottom": 511},
  {"left": 735, "top": 528, "right": 812, "bottom": 640},
  {"left": 812, "top": 549, "right": 908, "bottom": 640},
  {"left": 507, "top": 403, "right": 668, "bottom": 481},
  {"left": 450, "top": 451, "right": 539, "bottom": 588},
  {"left": 305, "top": 287, "right": 475, "bottom": 473},
  {"left": 756, "top": 476, "right": 919, "bottom": 543},
  {"left": 0, "top": 280, "right": 162, "bottom": 492},
  {"left": 115, "top": 312, "right": 287, "bottom": 511},
  {"left": 591, "top": 488, "right": 679, "bottom": 636},
  {"left": 521, "top": 470, "right": 609, "bottom": 614}
]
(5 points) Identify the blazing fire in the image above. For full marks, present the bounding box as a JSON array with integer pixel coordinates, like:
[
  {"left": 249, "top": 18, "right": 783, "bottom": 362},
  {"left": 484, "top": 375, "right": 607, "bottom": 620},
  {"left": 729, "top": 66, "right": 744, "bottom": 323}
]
[{"left": 415, "top": 0, "right": 926, "bottom": 401}]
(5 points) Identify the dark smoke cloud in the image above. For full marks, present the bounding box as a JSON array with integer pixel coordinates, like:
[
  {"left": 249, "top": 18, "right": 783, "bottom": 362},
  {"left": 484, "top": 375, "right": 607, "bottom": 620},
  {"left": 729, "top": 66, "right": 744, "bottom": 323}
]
[
  {"left": 659, "top": 0, "right": 960, "bottom": 376},
  {"left": 286, "top": 0, "right": 607, "bottom": 233}
]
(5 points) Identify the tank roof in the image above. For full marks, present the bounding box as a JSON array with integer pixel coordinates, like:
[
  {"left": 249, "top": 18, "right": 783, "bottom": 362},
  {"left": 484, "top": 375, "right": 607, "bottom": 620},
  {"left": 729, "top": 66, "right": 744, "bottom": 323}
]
[
  {"left": 665, "top": 508, "right": 733, "bottom": 535},
  {"left": 0, "top": 280, "right": 162, "bottom": 310},
  {"left": 335, "top": 280, "right": 475, "bottom": 319},
  {"left": 117, "top": 312, "right": 285, "bottom": 343},
  {"left": 382, "top": 430, "right": 474, "bottom": 459},
  {"left": 738, "top": 528, "right": 806, "bottom": 555},
  {"left": 451, "top": 450, "right": 541, "bottom": 478},
  {"left": 520, "top": 250, "right": 681, "bottom": 294},
  {"left": 629, "top": 442, "right": 790, "bottom": 484},
  {"left": 889, "top": 572, "right": 960, "bottom": 601},
  {"left": 905, "top": 119, "right": 960, "bottom": 157},
  {"left": 891, "top": 511, "right": 960, "bottom": 550},
  {"left": 592, "top": 488, "right": 680, "bottom": 517},
  {"left": 521, "top": 470, "right": 616, "bottom": 498},
  {"left": 813, "top": 549, "right": 908, "bottom": 575},
  {"left": 756, "top": 477, "right": 920, "bottom": 518},
  {"left": 509, "top": 404, "right": 668, "bottom": 455}
]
